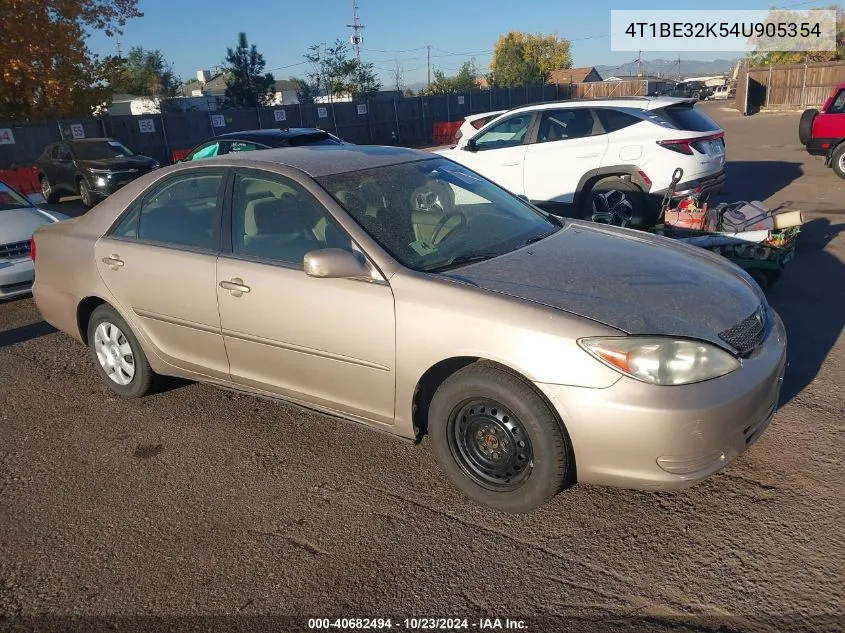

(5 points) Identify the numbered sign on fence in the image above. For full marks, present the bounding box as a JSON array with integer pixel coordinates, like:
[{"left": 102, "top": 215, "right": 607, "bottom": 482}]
[
  {"left": 317, "top": 107, "right": 328, "bottom": 119},
  {"left": 138, "top": 119, "right": 156, "bottom": 134},
  {"left": 70, "top": 124, "right": 85, "bottom": 139},
  {"left": 457, "top": 95, "right": 465, "bottom": 105},
  {"left": 274, "top": 109, "right": 287, "bottom": 122},
  {"left": 211, "top": 114, "right": 226, "bottom": 128},
  {"left": 356, "top": 103, "right": 368, "bottom": 115},
  {"left": 0, "top": 129, "right": 14, "bottom": 145}
]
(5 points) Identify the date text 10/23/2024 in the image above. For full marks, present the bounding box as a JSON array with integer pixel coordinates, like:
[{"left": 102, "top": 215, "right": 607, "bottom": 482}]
[{"left": 307, "top": 618, "right": 528, "bottom": 631}]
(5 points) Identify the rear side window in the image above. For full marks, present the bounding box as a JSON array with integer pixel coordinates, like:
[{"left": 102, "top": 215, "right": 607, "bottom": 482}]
[
  {"left": 653, "top": 105, "right": 721, "bottom": 132},
  {"left": 136, "top": 172, "right": 224, "bottom": 250},
  {"left": 595, "top": 109, "right": 642, "bottom": 133},
  {"left": 828, "top": 90, "right": 845, "bottom": 114}
]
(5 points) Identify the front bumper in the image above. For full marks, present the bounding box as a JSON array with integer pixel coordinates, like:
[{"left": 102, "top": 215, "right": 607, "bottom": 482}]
[
  {"left": 86, "top": 170, "right": 147, "bottom": 197},
  {"left": 0, "top": 257, "right": 35, "bottom": 300},
  {"left": 536, "top": 309, "right": 787, "bottom": 490}
]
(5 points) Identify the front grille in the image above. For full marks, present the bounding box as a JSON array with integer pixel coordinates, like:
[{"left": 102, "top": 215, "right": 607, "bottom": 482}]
[
  {"left": 0, "top": 240, "right": 31, "bottom": 259},
  {"left": 719, "top": 305, "right": 767, "bottom": 356}
]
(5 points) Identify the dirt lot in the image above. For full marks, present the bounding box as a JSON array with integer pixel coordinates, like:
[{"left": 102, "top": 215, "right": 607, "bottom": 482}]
[{"left": 1, "top": 105, "right": 844, "bottom": 633}]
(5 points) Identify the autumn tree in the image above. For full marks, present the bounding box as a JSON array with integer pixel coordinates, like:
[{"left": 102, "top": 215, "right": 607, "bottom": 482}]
[
  {"left": 223, "top": 32, "right": 276, "bottom": 108},
  {"left": 488, "top": 32, "right": 572, "bottom": 87},
  {"left": 749, "top": 7, "right": 845, "bottom": 65},
  {"left": 113, "top": 47, "right": 180, "bottom": 98},
  {"left": 0, "top": 0, "right": 142, "bottom": 120}
]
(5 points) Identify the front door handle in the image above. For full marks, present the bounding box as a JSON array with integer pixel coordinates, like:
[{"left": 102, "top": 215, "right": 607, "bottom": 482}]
[
  {"left": 101, "top": 255, "right": 124, "bottom": 270},
  {"left": 501, "top": 161, "right": 521, "bottom": 167},
  {"left": 219, "top": 278, "right": 251, "bottom": 297},
  {"left": 578, "top": 153, "right": 600, "bottom": 159}
]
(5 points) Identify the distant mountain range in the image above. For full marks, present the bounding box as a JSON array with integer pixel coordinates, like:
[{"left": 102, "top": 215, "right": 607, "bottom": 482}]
[{"left": 594, "top": 58, "right": 740, "bottom": 79}]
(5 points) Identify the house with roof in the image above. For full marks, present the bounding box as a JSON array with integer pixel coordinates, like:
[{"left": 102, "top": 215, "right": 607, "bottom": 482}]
[{"left": 548, "top": 67, "right": 603, "bottom": 84}]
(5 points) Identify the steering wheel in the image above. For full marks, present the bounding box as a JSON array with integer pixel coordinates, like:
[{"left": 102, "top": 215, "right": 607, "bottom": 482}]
[{"left": 430, "top": 211, "right": 467, "bottom": 245}]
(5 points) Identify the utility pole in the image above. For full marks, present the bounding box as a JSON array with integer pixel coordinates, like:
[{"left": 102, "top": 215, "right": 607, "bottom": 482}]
[
  {"left": 347, "top": 0, "right": 365, "bottom": 64},
  {"left": 677, "top": 56, "right": 681, "bottom": 81},
  {"left": 427, "top": 45, "right": 431, "bottom": 90},
  {"left": 637, "top": 50, "right": 642, "bottom": 77}
]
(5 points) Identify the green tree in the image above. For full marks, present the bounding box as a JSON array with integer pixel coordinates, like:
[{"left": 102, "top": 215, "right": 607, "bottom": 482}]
[
  {"left": 113, "top": 47, "right": 179, "bottom": 98},
  {"left": 0, "top": 0, "right": 142, "bottom": 120},
  {"left": 424, "top": 60, "right": 481, "bottom": 94},
  {"left": 223, "top": 32, "right": 275, "bottom": 107},
  {"left": 488, "top": 32, "right": 572, "bottom": 87},
  {"left": 290, "top": 77, "right": 315, "bottom": 105},
  {"left": 305, "top": 39, "right": 381, "bottom": 100}
]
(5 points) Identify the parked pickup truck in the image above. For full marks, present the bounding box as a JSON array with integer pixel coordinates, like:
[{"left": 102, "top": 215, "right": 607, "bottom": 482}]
[{"left": 799, "top": 82, "right": 845, "bottom": 179}]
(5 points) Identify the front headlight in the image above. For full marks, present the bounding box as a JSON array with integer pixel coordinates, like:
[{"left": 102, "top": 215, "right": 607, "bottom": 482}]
[
  {"left": 151, "top": 161, "right": 160, "bottom": 170},
  {"left": 578, "top": 336, "right": 740, "bottom": 386}
]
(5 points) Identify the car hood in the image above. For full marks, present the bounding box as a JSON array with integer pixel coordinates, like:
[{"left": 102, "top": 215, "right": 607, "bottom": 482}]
[
  {"left": 444, "top": 222, "right": 763, "bottom": 346},
  {"left": 0, "top": 207, "right": 65, "bottom": 244},
  {"left": 81, "top": 155, "right": 155, "bottom": 170}
]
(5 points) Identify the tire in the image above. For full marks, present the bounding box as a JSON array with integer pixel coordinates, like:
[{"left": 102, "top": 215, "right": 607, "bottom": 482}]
[
  {"left": 78, "top": 178, "right": 93, "bottom": 208},
  {"left": 428, "top": 363, "right": 573, "bottom": 514},
  {"left": 832, "top": 144, "right": 845, "bottom": 180},
  {"left": 692, "top": 91, "right": 701, "bottom": 100},
  {"left": 86, "top": 304, "right": 156, "bottom": 398},
  {"left": 582, "top": 177, "right": 651, "bottom": 229},
  {"left": 798, "top": 109, "right": 818, "bottom": 146},
  {"left": 40, "top": 175, "right": 60, "bottom": 204}
]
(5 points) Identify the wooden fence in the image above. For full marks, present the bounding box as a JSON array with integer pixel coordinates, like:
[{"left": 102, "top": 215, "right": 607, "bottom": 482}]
[{"left": 737, "top": 60, "right": 845, "bottom": 114}]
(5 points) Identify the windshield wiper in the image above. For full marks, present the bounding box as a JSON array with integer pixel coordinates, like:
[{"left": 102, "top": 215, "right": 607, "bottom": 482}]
[{"left": 426, "top": 252, "right": 500, "bottom": 272}]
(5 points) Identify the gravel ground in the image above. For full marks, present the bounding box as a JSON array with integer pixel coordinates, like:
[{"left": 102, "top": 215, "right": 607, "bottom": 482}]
[{"left": 1, "top": 104, "right": 843, "bottom": 633}]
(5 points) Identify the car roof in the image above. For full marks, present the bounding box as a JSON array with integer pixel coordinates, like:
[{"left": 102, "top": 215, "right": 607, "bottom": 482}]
[
  {"left": 496, "top": 96, "right": 696, "bottom": 116},
  {"left": 203, "top": 144, "right": 435, "bottom": 177},
  {"left": 213, "top": 128, "right": 329, "bottom": 142}
]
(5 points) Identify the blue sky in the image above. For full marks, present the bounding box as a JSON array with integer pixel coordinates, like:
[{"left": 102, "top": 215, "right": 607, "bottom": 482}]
[{"left": 86, "top": 0, "right": 830, "bottom": 86}]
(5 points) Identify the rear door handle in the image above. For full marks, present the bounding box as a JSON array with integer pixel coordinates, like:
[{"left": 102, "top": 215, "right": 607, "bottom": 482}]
[
  {"left": 219, "top": 278, "right": 251, "bottom": 297},
  {"left": 101, "top": 255, "right": 124, "bottom": 270},
  {"left": 501, "top": 161, "right": 521, "bottom": 167},
  {"left": 578, "top": 153, "right": 600, "bottom": 158}
]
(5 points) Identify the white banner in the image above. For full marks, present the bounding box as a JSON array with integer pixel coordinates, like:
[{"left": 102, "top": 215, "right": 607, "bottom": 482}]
[
  {"left": 70, "top": 123, "right": 85, "bottom": 139},
  {"left": 317, "top": 106, "right": 328, "bottom": 119},
  {"left": 357, "top": 103, "right": 368, "bottom": 115},
  {"left": 138, "top": 119, "right": 156, "bottom": 133},
  {"left": 0, "top": 128, "right": 14, "bottom": 145},
  {"left": 211, "top": 114, "right": 226, "bottom": 128},
  {"left": 274, "top": 109, "right": 287, "bottom": 122}
]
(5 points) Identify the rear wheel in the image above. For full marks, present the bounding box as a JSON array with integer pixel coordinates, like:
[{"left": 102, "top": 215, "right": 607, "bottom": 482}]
[
  {"left": 40, "top": 175, "right": 59, "bottom": 203},
  {"left": 583, "top": 177, "right": 650, "bottom": 229},
  {"left": 428, "top": 363, "right": 573, "bottom": 513},
  {"left": 832, "top": 144, "right": 845, "bottom": 179},
  {"left": 87, "top": 304, "right": 156, "bottom": 398},
  {"left": 798, "top": 109, "right": 818, "bottom": 145}
]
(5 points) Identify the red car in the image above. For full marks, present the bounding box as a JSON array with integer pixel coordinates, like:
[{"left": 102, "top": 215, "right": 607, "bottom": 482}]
[{"left": 800, "top": 82, "right": 845, "bottom": 179}]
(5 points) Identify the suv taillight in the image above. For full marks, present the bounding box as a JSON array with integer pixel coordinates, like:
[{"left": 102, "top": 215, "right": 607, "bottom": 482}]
[
  {"left": 454, "top": 129, "right": 463, "bottom": 144},
  {"left": 657, "top": 139, "right": 694, "bottom": 155},
  {"left": 658, "top": 131, "right": 724, "bottom": 156},
  {"left": 30, "top": 236, "right": 36, "bottom": 262}
]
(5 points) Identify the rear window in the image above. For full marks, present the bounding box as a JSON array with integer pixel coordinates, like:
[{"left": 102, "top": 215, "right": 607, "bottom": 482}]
[
  {"left": 471, "top": 115, "right": 499, "bottom": 130},
  {"left": 288, "top": 132, "right": 340, "bottom": 147},
  {"left": 652, "top": 105, "right": 721, "bottom": 132}
]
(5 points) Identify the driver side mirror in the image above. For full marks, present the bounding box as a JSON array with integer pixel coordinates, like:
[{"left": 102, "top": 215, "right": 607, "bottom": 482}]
[
  {"left": 304, "top": 248, "right": 372, "bottom": 279},
  {"left": 465, "top": 138, "right": 478, "bottom": 152}
]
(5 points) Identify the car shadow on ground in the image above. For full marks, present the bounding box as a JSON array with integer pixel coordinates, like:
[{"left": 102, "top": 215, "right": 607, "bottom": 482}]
[
  {"left": 714, "top": 161, "right": 804, "bottom": 205},
  {"left": 767, "top": 217, "right": 845, "bottom": 405},
  {"left": 0, "top": 320, "right": 56, "bottom": 348},
  {"left": 41, "top": 198, "right": 89, "bottom": 218}
]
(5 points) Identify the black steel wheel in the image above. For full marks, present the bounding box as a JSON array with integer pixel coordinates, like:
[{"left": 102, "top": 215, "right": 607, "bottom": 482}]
[
  {"left": 447, "top": 399, "right": 533, "bottom": 491},
  {"left": 428, "top": 362, "right": 573, "bottom": 513}
]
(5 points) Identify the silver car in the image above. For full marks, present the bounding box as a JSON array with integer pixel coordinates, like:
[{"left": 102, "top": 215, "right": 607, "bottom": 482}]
[
  {"left": 0, "top": 182, "right": 68, "bottom": 300},
  {"left": 31, "top": 146, "right": 786, "bottom": 513}
]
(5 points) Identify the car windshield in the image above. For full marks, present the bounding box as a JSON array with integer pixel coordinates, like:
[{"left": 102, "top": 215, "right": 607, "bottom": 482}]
[
  {"left": 72, "top": 140, "right": 135, "bottom": 160},
  {"left": 0, "top": 181, "right": 32, "bottom": 210},
  {"left": 317, "top": 157, "right": 561, "bottom": 272}
]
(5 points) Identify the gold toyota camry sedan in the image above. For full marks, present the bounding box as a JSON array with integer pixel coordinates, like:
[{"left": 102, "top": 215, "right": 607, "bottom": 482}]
[{"left": 32, "top": 145, "right": 786, "bottom": 513}]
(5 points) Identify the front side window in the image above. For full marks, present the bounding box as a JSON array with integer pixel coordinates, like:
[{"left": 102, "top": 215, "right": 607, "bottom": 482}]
[
  {"left": 57, "top": 145, "right": 72, "bottom": 161},
  {"left": 828, "top": 90, "right": 845, "bottom": 114},
  {"left": 536, "top": 108, "right": 600, "bottom": 143},
  {"left": 0, "top": 181, "right": 32, "bottom": 210},
  {"left": 317, "top": 157, "right": 560, "bottom": 273},
  {"left": 230, "top": 171, "right": 352, "bottom": 266},
  {"left": 188, "top": 142, "right": 223, "bottom": 161},
  {"left": 473, "top": 114, "right": 532, "bottom": 151},
  {"left": 136, "top": 171, "right": 223, "bottom": 250}
]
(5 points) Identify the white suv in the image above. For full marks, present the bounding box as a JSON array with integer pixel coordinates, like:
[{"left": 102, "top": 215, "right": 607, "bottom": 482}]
[{"left": 436, "top": 97, "right": 726, "bottom": 228}]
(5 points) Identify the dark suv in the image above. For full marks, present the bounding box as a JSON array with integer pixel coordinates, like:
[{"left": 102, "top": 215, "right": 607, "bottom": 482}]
[
  {"left": 800, "top": 83, "right": 845, "bottom": 179},
  {"left": 183, "top": 128, "right": 344, "bottom": 161},
  {"left": 665, "top": 81, "right": 713, "bottom": 101},
  {"left": 36, "top": 138, "right": 159, "bottom": 207}
]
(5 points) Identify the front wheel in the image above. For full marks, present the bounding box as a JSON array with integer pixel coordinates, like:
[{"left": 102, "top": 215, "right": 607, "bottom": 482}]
[
  {"left": 40, "top": 176, "right": 60, "bottom": 204},
  {"left": 832, "top": 144, "right": 845, "bottom": 180},
  {"left": 428, "top": 363, "right": 573, "bottom": 513},
  {"left": 79, "top": 179, "right": 94, "bottom": 207},
  {"left": 87, "top": 304, "right": 157, "bottom": 398}
]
